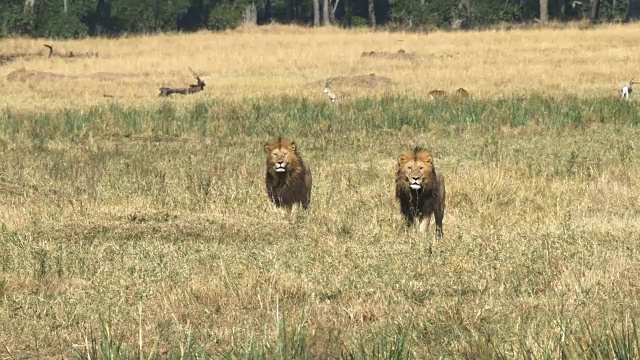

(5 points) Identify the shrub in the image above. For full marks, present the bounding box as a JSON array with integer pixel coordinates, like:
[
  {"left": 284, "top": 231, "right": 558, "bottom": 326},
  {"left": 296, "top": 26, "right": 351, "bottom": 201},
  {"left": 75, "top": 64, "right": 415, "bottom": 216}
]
[{"left": 207, "top": 4, "right": 243, "bottom": 31}]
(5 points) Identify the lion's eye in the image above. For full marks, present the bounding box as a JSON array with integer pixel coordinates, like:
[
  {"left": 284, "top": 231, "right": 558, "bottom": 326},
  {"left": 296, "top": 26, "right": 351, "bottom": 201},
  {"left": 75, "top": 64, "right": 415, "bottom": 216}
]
[{"left": 408, "top": 166, "right": 412, "bottom": 171}]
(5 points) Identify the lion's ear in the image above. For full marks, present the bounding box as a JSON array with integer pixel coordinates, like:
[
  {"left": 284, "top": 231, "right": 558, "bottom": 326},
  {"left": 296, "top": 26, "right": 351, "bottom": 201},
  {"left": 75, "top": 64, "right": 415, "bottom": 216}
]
[
  {"left": 290, "top": 142, "right": 296, "bottom": 152},
  {"left": 397, "top": 154, "right": 408, "bottom": 167},
  {"left": 263, "top": 143, "right": 271, "bottom": 153}
]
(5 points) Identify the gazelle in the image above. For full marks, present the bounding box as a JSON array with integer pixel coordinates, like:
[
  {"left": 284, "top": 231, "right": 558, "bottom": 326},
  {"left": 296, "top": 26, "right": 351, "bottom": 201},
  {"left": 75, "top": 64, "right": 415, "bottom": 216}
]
[
  {"left": 158, "top": 67, "right": 206, "bottom": 97},
  {"left": 621, "top": 78, "right": 636, "bottom": 100},
  {"left": 323, "top": 78, "right": 340, "bottom": 105}
]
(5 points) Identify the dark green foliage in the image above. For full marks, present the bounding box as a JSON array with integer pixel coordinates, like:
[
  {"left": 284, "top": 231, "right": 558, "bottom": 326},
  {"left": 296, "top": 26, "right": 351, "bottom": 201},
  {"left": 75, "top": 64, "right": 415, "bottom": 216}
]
[
  {"left": 110, "top": 0, "right": 191, "bottom": 33},
  {"left": 0, "top": 0, "right": 634, "bottom": 38},
  {"left": 207, "top": 3, "right": 243, "bottom": 31},
  {"left": 391, "top": 0, "right": 456, "bottom": 29},
  {"left": 30, "top": 0, "right": 94, "bottom": 38},
  {"left": 471, "top": 0, "right": 522, "bottom": 26},
  {"left": 350, "top": 15, "right": 370, "bottom": 27},
  {"left": 0, "top": 0, "right": 34, "bottom": 36}
]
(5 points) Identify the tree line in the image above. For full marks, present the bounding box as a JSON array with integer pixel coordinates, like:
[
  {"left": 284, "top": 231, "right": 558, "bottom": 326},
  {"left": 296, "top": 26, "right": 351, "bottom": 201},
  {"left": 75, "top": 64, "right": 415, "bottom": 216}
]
[{"left": 1, "top": 0, "right": 639, "bottom": 39}]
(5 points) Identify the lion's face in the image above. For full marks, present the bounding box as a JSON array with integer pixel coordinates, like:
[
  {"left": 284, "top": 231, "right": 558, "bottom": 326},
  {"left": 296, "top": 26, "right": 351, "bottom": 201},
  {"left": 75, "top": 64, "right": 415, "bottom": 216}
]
[
  {"left": 264, "top": 138, "right": 297, "bottom": 173},
  {"left": 397, "top": 150, "right": 434, "bottom": 190}
]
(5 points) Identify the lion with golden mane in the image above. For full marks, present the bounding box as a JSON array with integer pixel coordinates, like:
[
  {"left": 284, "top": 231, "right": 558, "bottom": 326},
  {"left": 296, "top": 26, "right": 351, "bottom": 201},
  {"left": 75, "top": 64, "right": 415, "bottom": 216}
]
[
  {"left": 395, "top": 147, "right": 446, "bottom": 237},
  {"left": 264, "top": 137, "right": 312, "bottom": 210}
]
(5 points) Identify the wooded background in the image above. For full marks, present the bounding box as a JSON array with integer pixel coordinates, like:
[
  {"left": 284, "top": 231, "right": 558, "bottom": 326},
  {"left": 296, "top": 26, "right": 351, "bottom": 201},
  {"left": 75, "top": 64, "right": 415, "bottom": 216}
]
[{"left": 2, "top": 0, "right": 639, "bottom": 38}]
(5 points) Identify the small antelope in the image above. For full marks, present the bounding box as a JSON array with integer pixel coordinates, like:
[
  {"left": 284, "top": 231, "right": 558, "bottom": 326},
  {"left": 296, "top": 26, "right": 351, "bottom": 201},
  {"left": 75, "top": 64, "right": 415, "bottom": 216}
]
[
  {"left": 621, "top": 78, "right": 636, "bottom": 100},
  {"left": 454, "top": 87, "right": 470, "bottom": 98},
  {"left": 323, "top": 78, "right": 339, "bottom": 104},
  {"left": 158, "top": 67, "right": 206, "bottom": 97},
  {"left": 428, "top": 89, "right": 447, "bottom": 100}
]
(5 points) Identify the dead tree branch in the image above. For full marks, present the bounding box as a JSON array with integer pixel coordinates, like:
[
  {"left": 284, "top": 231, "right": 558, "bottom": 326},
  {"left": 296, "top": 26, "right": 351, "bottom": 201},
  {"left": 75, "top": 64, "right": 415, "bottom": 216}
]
[
  {"left": 44, "top": 44, "right": 53, "bottom": 58},
  {"left": 43, "top": 44, "right": 99, "bottom": 59}
]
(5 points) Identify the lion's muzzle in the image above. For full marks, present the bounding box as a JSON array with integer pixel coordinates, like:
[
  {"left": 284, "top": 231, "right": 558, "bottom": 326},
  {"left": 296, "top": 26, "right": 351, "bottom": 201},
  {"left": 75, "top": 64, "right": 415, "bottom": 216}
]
[
  {"left": 409, "top": 177, "right": 422, "bottom": 190},
  {"left": 275, "top": 161, "right": 287, "bottom": 172}
]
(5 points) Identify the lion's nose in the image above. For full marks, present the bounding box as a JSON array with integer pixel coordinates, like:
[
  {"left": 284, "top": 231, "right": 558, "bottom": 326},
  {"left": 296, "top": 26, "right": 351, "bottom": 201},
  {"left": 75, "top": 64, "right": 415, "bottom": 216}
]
[
  {"left": 277, "top": 161, "right": 284, "bottom": 166},
  {"left": 412, "top": 176, "right": 419, "bottom": 181}
]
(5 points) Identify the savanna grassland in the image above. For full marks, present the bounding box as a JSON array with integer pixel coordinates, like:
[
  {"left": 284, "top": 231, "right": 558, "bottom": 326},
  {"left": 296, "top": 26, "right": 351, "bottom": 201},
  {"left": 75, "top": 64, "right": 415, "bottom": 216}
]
[{"left": 2, "top": 24, "right": 640, "bottom": 359}]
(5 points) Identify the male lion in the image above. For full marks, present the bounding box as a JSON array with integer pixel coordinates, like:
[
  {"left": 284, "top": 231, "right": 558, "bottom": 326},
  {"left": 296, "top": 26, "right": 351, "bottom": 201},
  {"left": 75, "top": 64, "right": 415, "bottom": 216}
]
[
  {"left": 395, "top": 147, "right": 446, "bottom": 237},
  {"left": 264, "top": 137, "right": 312, "bottom": 210}
]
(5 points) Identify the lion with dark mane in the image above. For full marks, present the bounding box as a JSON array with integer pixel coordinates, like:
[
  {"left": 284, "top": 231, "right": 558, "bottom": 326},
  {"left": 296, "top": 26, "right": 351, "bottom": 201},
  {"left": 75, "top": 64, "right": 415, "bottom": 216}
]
[
  {"left": 395, "top": 147, "right": 446, "bottom": 237},
  {"left": 264, "top": 137, "right": 312, "bottom": 210}
]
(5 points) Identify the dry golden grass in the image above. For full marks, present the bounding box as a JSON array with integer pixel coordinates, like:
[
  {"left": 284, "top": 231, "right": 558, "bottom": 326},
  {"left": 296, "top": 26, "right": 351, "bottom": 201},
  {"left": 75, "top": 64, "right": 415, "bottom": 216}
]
[
  {"left": 1, "top": 23, "right": 640, "bottom": 111},
  {"left": 1, "top": 24, "right": 640, "bottom": 358},
  {"left": 1, "top": 95, "right": 640, "bottom": 357}
]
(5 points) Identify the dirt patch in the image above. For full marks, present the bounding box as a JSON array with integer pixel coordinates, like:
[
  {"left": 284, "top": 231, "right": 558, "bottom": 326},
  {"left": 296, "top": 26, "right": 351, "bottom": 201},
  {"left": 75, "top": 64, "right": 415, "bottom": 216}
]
[
  {"left": 0, "top": 55, "right": 18, "bottom": 66},
  {"left": 1, "top": 45, "right": 98, "bottom": 67},
  {"left": 312, "top": 73, "right": 393, "bottom": 89},
  {"left": 361, "top": 49, "right": 416, "bottom": 61},
  {"left": 0, "top": 53, "right": 40, "bottom": 66},
  {"left": 90, "top": 71, "right": 147, "bottom": 81},
  {"left": 6, "top": 68, "right": 76, "bottom": 82},
  {"left": 5, "top": 68, "right": 148, "bottom": 82}
]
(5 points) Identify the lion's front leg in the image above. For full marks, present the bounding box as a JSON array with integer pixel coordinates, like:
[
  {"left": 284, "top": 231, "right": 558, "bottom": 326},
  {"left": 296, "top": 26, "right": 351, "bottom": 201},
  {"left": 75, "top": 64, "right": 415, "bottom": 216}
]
[
  {"left": 418, "top": 215, "right": 431, "bottom": 233},
  {"left": 404, "top": 214, "right": 415, "bottom": 228}
]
